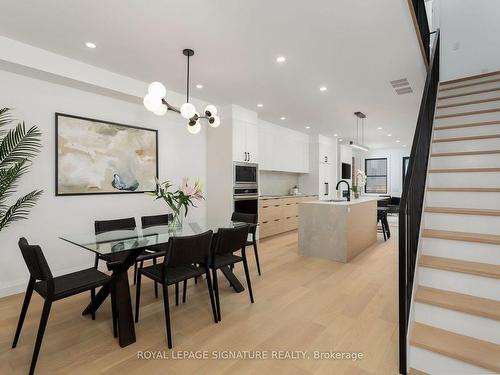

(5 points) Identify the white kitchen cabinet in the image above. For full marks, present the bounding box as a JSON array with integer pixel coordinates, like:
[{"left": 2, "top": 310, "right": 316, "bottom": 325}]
[
  {"left": 232, "top": 119, "right": 259, "bottom": 163},
  {"left": 319, "top": 163, "right": 335, "bottom": 200},
  {"left": 319, "top": 138, "right": 335, "bottom": 164}
]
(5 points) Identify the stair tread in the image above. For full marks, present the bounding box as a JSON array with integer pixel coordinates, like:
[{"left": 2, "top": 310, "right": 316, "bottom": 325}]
[
  {"left": 432, "top": 133, "right": 500, "bottom": 142},
  {"left": 434, "top": 120, "right": 500, "bottom": 130},
  {"left": 429, "top": 167, "right": 500, "bottom": 173},
  {"left": 438, "top": 87, "right": 500, "bottom": 100},
  {"left": 425, "top": 207, "right": 500, "bottom": 216},
  {"left": 439, "top": 77, "right": 500, "bottom": 92},
  {"left": 435, "top": 107, "right": 500, "bottom": 119},
  {"left": 415, "top": 286, "right": 500, "bottom": 321},
  {"left": 437, "top": 96, "right": 500, "bottom": 109},
  {"left": 408, "top": 368, "right": 428, "bottom": 375},
  {"left": 422, "top": 229, "right": 500, "bottom": 245},
  {"left": 410, "top": 323, "right": 500, "bottom": 372},
  {"left": 427, "top": 187, "right": 500, "bottom": 192},
  {"left": 440, "top": 70, "right": 500, "bottom": 86},
  {"left": 431, "top": 150, "right": 500, "bottom": 157},
  {"left": 419, "top": 255, "right": 500, "bottom": 279}
]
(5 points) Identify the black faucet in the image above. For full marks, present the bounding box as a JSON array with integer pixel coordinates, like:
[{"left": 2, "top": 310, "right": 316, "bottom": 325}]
[{"left": 336, "top": 180, "right": 351, "bottom": 202}]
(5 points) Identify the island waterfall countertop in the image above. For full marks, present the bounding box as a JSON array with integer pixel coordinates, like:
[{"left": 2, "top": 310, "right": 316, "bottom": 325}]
[
  {"left": 298, "top": 197, "right": 379, "bottom": 263},
  {"left": 259, "top": 194, "right": 318, "bottom": 200}
]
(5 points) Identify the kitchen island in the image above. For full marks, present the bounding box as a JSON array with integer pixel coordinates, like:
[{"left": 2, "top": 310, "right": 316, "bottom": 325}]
[{"left": 298, "top": 197, "right": 379, "bottom": 263}]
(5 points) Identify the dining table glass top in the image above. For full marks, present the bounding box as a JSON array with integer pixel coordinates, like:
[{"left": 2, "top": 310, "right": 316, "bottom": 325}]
[{"left": 60, "top": 220, "right": 252, "bottom": 255}]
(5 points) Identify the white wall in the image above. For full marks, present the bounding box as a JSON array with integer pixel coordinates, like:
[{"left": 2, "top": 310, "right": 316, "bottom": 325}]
[
  {"left": 434, "top": 0, "right": 500, "bottom": 80},
  {"left": 357, "top": 148, "right": 410, "bottom": 197},
  {"left": 0, "top": 69, "right": 209, "bottom": 296}
]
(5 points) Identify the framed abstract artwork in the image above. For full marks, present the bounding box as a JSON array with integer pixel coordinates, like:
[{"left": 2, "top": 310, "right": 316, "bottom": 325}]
[{"left": 55, "top": 113, "right": 158, "bottom": 196}]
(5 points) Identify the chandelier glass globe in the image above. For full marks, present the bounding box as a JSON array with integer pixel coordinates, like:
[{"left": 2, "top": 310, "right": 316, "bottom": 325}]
[
  {"left": 148, "top": 81, "right": 166, "bottom": 99},
  {"left": 187, "top": 121, "right": 201, "bottom": 134},
  {"left": 143, "top": 94, "right": 162, "bottom": 112},
  {"left": 204, "top": 104, "right": 217, "bottom": 117},
  {"left": 180, "top": 102, "right": 196, "bottom": 119},
  {"left": 209, "top": 115, "right": 221, "bottom": 128},
  {"left": 153, "top": 104, "right": 168, "bottom": 116}
]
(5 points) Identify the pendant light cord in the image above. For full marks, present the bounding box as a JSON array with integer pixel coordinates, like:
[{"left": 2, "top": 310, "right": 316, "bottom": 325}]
[{"left": 186, "top": 54, "right": 190, "bottom": 103}]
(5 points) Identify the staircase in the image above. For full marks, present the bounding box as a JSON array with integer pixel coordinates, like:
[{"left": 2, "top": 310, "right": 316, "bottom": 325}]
[{"left": 408, "top": 70, "right": 500, "bottom": 374}]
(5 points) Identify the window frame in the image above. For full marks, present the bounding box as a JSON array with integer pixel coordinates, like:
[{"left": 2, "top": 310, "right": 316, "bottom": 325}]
[{"left": 364, "top": 157, "right": 388, "bottom": 194}]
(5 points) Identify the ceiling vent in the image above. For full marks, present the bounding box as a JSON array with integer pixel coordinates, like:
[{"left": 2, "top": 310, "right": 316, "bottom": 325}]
[{"left": 390, "top": 78, "right": 413, "bottom": 95}]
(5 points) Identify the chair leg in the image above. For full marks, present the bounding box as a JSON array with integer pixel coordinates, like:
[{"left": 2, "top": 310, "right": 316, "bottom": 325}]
[
  {"left": 242, "top": 255, "right": 254, "bottom": 304},
  {"left": 90, "top": 288, "right": 96, "bottom": 320},
  {"left": 94, "top": 254, "right": 99, "bottom": 269},
  {"left": 135, "top": 272, "right": 142, "bottom": 323},
  {"left": 182, "top": 280, "right": 187, "bottom": 303},
  {"left": 175, "top": 283, "right": 179, "bottom": 306},
  {"left": 205, "top": 271, "right": 218, "bottom": 324},
  {"left": 153, "top": 258, "right": 158, "bottom": 299},
  {"left": 29, "top": 300, "right": 52, "bottom": 375},
  {"left": 12, "top": 278, "right": 35, "bottom": 348},
  {"left": 133, "top": 262, "right": 138, "bottom": 285},
  {"left": 110, "top": 282, "right": 118, "bottom": 338},
  {"left": 253, "top": 241, "right": 261, "bottom": 276},
  {"left": 212, "top": 268, "right": 221, "bottom": 322},
  {"left": 194, "top": 276, "right": 198, "bottom": 284},
  {"left": 161, "top": 283, "right": 172, "bottom": 349}
]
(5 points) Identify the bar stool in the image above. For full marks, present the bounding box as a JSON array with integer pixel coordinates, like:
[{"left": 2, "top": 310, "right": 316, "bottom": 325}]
[{"left": 377, "top": 207, "right": 391, "bottom": 241}]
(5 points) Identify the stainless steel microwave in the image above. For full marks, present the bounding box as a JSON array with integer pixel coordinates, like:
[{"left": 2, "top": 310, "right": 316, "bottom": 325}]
[{"left": 233, "top": 162, "right": 258, "bottom": 186}]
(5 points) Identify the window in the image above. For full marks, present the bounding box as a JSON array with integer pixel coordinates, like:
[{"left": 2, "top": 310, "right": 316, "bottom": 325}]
[
  {"left": 365, "top": 158, "right": 387, "bottom": 194},
  {"left": 402, "top": 157, "right": 410, "bottom": 189}
]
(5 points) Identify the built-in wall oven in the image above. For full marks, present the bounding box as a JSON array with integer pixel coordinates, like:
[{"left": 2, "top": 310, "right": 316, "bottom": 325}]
[{"left": 234, "top": 162, "right": 258, "bottom": 186}]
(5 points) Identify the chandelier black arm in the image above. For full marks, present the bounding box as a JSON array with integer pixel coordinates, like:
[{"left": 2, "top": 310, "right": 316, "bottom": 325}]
[{"left": 161, "top": 98, "right": 211, "bottom": 121}]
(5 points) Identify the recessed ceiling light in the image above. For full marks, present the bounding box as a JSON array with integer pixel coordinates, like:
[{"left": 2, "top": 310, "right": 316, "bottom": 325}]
[
  {"left": 319, "top": 86, "right": 328, "bottom": 92},
  {"left": 339, "top": 138, "right": 343, "bottom": 142},
  {"left": 196, "top": 84, "right": 203, "bottom": 89},
  {"left": 377, "top": 127, "right": 383, "bottom": 130},
  {"left": 402, "top": 144, "right": 407, "bottom": 147},
  {"left": 305, "top": 126, "right": 311, "bottom": 129},
  {"left": 333, "top": 133, "right": 338, "bottom": 137},
  {"left": 280, "top": 117, "right": 286, "bottom": 121},
  {"left": 396, "top": 139, "right": 400, "bottom": 143},
  {"left": 387, "top": 133, "right": 392, "bottom": 137},
  {"left": 257, "top": 103, "right": 263, "bottom": 108},
  {"left": 85, "top": 42, "right": 96, "bottom": 49},
  {"left": 276, "top": 56, "right": 286, "bottom": 63}
]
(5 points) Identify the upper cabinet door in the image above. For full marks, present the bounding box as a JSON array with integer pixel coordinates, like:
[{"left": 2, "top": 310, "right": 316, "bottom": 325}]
[
  {"left": 319, "top": 141, "right": 334, "bottom": 164},
  {"left": 232, "top": 119, "right": 247, "bottom": 162},
  {"left": 245, "top": 122, "right": 259, "bottom": 163}
]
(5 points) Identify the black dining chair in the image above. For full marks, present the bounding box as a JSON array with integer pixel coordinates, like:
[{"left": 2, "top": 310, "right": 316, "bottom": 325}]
[
  {"left": 210, "top": 225, "right": 254, "bottom": 322},
  {"left": 13, "top": 238, "right": 112, "bottom": 375},
  {"left": 231, "top": 212, "right": 261, "bottom": 275},
  {"left": 135, "top": 230, "right": 217, "bottom": 348}
]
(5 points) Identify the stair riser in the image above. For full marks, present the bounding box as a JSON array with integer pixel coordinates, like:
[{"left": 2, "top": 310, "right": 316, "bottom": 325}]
[
  {"left": 441, "top": 74, "right": 500, "bottom": 88},
  {"left": 434, "top": 111, "right": 500, "bottom": 127},
  {"left": 410, "top": 346, "right": 493, "bottom": 374},
  {"left": 431, "top": 138, "right": 500, "bottom": 153},
  {"left": 423, "top": 216, "right": 500, "bottom": 245},
  {"left": 436, "top": 100, "right": 500, "bottom": 117},
  {"left": 430, "top": 153, "right": 500, "bottom": 168},
  {"left": 415, "top": 303, "right": 500, "bottom": 344},
  {"left": 439, "top": 81, "right": 500, "bottom": 96},
  {"left": 418, "top": 267, "right": 500, "bottom": 301},
  {"left": 428, "top": 172, "right": 500, "bottom": 187},
  {"left": 434, "top": 124, "right": 500, "bottom": 138},
  {"left": 438, "top": 88, "right": 500, "bottom": 105},
  {"left": 426, "top": 191, "right": 500, "bottom": 208}
]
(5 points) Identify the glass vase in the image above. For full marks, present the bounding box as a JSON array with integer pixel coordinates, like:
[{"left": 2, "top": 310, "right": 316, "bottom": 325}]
[{"left": 169, "top": 206, "right": 184, "bottom": 230}]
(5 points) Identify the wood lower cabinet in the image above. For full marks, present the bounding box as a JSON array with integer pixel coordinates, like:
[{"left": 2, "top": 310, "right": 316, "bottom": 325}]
[{"left": 259, "top": 196, "right": 317, "bottom": 239}]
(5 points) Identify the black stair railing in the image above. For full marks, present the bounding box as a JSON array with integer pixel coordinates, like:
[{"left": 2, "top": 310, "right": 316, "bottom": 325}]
[
  {"left": 398, "top": 26, "right": 440, "bottom": 375},
  {"left": 410, "top": 0, "right": 431, "bottom": 62}
]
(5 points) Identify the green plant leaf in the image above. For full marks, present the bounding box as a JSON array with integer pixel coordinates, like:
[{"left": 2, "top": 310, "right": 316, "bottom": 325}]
[
  {"left": 0, "top": 122, "right": 42, "bottom": 167},
  {"left": 0, "top": 190, "right": 43, "bottom": 231},
  {"left": 0, "top": 159, "right": 29, "bottom": 205}
]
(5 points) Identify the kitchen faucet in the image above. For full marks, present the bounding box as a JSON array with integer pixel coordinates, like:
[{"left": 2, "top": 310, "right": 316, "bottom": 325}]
[{"left": 336, "top": 180, "right": 351, "bottom": 202}]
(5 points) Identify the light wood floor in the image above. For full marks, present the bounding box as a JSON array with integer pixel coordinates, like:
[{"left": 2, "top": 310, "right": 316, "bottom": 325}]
[{"left": 0, "top": 230, "right": 398, "bottom": 375}]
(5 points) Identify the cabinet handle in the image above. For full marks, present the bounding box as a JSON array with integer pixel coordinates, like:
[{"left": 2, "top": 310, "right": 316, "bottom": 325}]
[
  {"left": 274, "top": 219, "right": 280, "bottom": 222},
  {"left": 263, "top": 205, "right": 269, "bottom": 208},
  {"left": 324, "top": 182, "right": 329, "bottom": 196},
  {"left": 262, "top": 221, "right": 269, "bottom": 224},
  {"left": 286, "top": 216, "right": 291, "bottom": 219},
  {"left": 248, "top": 152, "right": 250, "bottom": 161},
  {"left": 274, "top": 205, "right": 280, "bottom": 207}
]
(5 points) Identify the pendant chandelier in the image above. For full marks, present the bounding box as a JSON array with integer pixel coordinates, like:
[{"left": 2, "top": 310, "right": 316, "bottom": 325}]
[
  {"left": 350, "top": 111, "right": 369, "bottom": 152},
  {"left": 143, "top": 49, "right": 220, "bottom": 134}
]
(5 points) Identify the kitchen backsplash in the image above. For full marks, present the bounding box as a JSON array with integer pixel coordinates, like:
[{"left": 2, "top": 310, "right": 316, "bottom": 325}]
[{"left": 259, "top": 171, "right": 300, "bottom": 195}]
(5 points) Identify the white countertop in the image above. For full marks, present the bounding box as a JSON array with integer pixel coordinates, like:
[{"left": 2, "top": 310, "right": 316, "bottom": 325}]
[{"left": 301, "top": 196, "right": 380, "bottom": 206}]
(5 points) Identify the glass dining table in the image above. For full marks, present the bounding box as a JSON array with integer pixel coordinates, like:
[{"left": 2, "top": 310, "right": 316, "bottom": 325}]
[{"left": 60, "top": 220, "right": 253, "bottom": 348}]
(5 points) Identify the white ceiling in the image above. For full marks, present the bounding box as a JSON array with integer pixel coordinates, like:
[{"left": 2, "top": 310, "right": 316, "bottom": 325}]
[{"left": 0, "top": 0, "right": 426, "bottom": 149}]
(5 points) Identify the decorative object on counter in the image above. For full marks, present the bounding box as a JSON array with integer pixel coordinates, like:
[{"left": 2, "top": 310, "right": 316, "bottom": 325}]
[
  {"left": 147, "top": 177, "right": 204, "bottom": 229},
  {"left": 349, "top": 112, "right": 369, "bottom": 152},
  {"left": 56, "top": 113, "right": 158, "bottom": 195},
  {"left": 352, "top": 169, "right": 366, "bottom": 199},
  {"left": 290, "top": 185, "right": 299, "bottom": 195},
  {"left": 0, "top": 108, "right": 43, "bottom": 231},
  {"left": 143, "top": 49, "right": 220, "bottom": 134}
]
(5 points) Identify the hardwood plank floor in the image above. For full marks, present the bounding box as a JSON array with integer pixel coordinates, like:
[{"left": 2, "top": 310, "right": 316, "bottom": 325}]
[{"left": 0, "top": 230, "right": 398, "bottom": 375}]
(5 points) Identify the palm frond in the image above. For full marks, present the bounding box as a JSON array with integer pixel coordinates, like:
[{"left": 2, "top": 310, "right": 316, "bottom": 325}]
[
  {"left": 0, "top": 159, "right": 29, "bottom": 204},
  {"left": 0, "top": 122, "right": 42, "bottom": 167},
  {"left": 0, "top": 107, "right": 13, "bottom": 137},
  {"left": 0, "top": 190, "right": 43, "bottom": 231}
]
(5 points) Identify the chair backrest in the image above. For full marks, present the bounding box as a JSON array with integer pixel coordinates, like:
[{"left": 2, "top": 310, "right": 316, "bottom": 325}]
[
  {"left": 94, "top": 217, "right": 136, "bottom": 234},
  {"left": 18, "top": 238, "right": 53, "bottom": 283},
  {"left": 164, "top": 230, "right": 213, "bottom": 268},
  {"left": 231, "top": 212, "right": 257, "bottom": 235},
  {"left": 141, "top": 213, "right": 172, "bottom": 228},
  {"left": 213, "top": 225, "right": 250, "bottom": 257}
]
